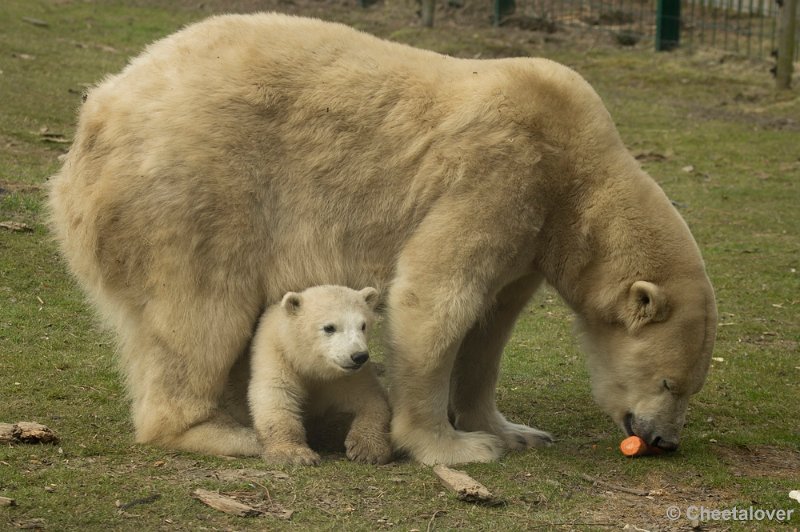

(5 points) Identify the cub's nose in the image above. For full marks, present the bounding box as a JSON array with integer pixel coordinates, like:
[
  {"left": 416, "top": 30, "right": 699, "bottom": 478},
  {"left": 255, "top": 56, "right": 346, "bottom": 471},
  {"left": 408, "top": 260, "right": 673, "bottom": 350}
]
[{"left": 350, "top": 351, "right": 369, "bottom": 366}]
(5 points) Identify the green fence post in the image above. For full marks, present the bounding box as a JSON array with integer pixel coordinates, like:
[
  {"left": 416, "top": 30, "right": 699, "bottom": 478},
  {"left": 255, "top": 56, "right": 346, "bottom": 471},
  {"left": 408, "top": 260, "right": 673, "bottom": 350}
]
[
  {"left": 421, "top": 0, "right": 435, "bottom": 27},
  {"left": 656, "top": 0, "right": 681, "bottom": 50},
  {"left": 776, "top": 0, "right": 798, "bottom": 89},
  {"left": 493, "top": 0, "right": 517, "bottom": 26}
]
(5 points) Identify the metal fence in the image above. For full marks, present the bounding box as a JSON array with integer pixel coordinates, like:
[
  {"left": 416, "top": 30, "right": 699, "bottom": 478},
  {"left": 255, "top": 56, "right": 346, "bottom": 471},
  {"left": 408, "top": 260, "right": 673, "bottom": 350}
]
[{"left": 502, "top": 0, "right": 799, "bottom": 59}]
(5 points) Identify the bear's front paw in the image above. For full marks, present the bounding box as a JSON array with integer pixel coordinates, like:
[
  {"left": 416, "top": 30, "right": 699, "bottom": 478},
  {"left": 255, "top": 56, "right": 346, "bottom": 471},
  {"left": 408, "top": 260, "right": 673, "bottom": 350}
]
[
  {"left": 497, "top": 421, "right": 554, "bottom": 450},
  {"left": 455, "top": 411, "right": 554, "bottom": 451},
  {"left": 262, "top": 444, "right": 321, "bottom": 466},
  {"left": 345, "top": 430, "right": 393, "bottom": 465},
  {"left": 392, "top": 421, "right": 504, "bottom": 465}
]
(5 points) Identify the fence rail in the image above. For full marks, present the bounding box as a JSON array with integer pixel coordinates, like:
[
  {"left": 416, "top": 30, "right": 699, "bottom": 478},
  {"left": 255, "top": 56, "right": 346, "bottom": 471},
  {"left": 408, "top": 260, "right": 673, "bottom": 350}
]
[{"left": 504, "top": 0, "right": 799, "bottom": 59}]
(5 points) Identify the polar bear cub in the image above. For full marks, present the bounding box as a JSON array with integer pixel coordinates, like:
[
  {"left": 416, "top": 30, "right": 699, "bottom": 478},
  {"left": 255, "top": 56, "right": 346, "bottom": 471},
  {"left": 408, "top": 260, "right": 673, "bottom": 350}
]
[{"left": 248, "top": 285, "right": 392, "bottom": 465}]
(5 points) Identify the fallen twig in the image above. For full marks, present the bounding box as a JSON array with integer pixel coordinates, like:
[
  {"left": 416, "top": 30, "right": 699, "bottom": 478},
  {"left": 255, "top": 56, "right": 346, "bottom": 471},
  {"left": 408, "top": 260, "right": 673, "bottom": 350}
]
[
  {"left": 22, "top": 17, "right": 49, "bottom": 27},
  {"left": 0, "top": 422, "right": 59, "bottom": 445},
  {"left": 0, "top": 221, "right": 33, "bottom": 233},
  {"left": 13, "top": 518, "right": 46, "bottom": 529},
  {"left": 577, "top": 473, "right": 651, "bottom": 496},
  {"left": 426, "top": 509, "right": 446, "bottom": 532},
  {"left": 0, "top": 423, "right": 15, "bottom": 444},
  {"left": 249, "top": 479, "right": 273, "bottom": 504},
  {"left": 432, "top": 464, "right": 502, "bottom": 505},
  {"left": 117, "top": 494, "right": 161, "bottom": 511},
  {"left": 192, "top": 488, "right": 261, "bottom": 517},
  {"left": 192, "top": 487, "right": 294, "bottom": 520},
  {"left": 0, "top": 496, "right": 16, "bottom": 507}
]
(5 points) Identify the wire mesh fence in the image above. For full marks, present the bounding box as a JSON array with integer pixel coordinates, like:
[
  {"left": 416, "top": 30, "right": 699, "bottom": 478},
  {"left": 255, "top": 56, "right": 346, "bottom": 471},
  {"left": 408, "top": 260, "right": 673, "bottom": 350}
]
[{"left": 505, "top": 0, "right": 799, "bottom": 59}]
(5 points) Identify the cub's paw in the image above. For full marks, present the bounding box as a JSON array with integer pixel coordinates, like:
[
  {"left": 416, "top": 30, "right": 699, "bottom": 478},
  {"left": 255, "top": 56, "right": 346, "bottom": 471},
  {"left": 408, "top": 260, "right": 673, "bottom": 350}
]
[
  {"left": 345, "top": 430, "right": 393, "bottom": 465},
  {"left": 262, "top": 444, "right": 320, "bottom": 466}
]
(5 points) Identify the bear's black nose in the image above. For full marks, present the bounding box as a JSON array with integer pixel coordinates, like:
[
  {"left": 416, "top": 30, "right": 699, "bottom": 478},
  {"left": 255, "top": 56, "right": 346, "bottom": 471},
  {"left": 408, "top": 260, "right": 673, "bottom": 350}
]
[
  {"left": 351, "top": 351, "right": 369, "bottom": 365},
  {"left": 651, "top": 436, "right": 679, "bottom": 452}
]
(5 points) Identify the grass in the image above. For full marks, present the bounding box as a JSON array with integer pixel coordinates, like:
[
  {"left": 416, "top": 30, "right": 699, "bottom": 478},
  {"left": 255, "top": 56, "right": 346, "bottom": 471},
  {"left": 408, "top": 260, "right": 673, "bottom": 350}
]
[{"left": 1, "top": 0, "right": 799, "bottom": 530}]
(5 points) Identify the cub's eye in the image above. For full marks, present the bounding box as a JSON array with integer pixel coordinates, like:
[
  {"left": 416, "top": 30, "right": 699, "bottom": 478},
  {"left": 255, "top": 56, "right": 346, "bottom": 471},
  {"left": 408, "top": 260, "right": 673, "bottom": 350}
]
[
  {"left": 663, "top": 379, "right": 672, "bottom": 391},
  {"left": 323, "top": 324, "right": 336, "bottom": 334},
  {"left": 361, "top": 322, "right": 366, "bottom": 332}
]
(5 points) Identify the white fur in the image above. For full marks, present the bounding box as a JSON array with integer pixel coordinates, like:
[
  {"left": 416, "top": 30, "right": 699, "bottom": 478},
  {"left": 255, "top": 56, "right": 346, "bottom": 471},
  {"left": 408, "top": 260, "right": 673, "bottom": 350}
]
[{"left": 48, "top": 13, "right": 716, "bottom": 464}]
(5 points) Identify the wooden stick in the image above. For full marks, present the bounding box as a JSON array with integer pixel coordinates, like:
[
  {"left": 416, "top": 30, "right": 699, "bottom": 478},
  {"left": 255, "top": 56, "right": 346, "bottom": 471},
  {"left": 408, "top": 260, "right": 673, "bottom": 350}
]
[
  {"left": 0, "top": 496, "right": 16, "bottom": 507},
  {"left": 433, "top": 465, "right": 500, "bottom": 505},
  {"left": 192, "top": 489, "right": 261, "bottom": 517},
  {"left": 0, "top": 423, "right": 15, "bottom": 444},
  {"left": 0, "top": 422, "right": 59, "bottom": 445}
]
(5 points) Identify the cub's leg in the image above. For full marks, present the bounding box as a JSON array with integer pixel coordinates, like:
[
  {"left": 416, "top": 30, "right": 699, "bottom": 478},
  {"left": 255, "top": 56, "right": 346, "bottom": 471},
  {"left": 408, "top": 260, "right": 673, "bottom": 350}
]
[
  {"left": 123, "top": 296, "right": 262, "bottom": 457},
  {"left": 249, "top": 339, "right": 319, "bottom": 466},
  {"left": 450, "top": 273, "right": 554, "bottom": 450},
  {"left": 313, "top": 366, "right": 392, "bottom": 465}
]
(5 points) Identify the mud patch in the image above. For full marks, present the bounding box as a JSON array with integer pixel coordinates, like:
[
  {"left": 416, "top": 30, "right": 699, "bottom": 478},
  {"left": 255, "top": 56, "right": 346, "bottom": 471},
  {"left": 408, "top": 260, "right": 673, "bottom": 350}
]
[
  {"left": 715, "top": 444, "right": 800, "bottom": 480},
  {"left": 545, "top": 468, "right": 748, "bottom": 531}
]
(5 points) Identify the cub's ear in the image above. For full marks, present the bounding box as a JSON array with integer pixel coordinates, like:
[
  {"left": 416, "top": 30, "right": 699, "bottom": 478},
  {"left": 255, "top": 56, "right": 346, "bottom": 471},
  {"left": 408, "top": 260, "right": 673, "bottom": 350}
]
[
  {"left": 281, "top": 292, "right": 302, "bottom": 316},
  {"left": 359, "top": 287, "right": 379, "bottom": 309},
  {"left": 623, "top": 281, "right": 669, "bottom": 331}
]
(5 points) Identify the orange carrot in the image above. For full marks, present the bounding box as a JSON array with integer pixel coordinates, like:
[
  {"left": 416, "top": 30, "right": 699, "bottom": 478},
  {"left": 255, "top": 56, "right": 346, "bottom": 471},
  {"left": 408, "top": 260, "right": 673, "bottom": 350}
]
[{"left": 620, "top": 435, "right": 663, "bottom": 457}]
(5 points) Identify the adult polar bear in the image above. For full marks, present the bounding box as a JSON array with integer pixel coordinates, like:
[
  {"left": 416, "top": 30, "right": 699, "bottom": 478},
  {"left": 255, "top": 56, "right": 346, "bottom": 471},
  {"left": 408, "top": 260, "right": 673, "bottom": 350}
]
[{"left": 49, "top": 13, "right": 717, "bottom": 465}]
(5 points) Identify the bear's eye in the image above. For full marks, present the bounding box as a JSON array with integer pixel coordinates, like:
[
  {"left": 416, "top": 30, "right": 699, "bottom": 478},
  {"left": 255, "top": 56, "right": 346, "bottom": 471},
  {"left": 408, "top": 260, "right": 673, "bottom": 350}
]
[
  {"left": 361, "top": 322, "right": 366, "bottom": 332},
  {"left": 323, "top": 324, "right": 336, "bottom": 334}
]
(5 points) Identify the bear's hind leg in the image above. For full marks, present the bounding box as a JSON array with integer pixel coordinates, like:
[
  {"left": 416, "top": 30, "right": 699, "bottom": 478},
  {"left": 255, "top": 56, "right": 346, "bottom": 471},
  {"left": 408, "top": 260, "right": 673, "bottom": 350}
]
[
  {"left": 123, "top": 312, "right": 261, "bottom": 457},
  {"left": 450, "top": 273, "right": 554, "bottom": 451},
  {"left": 154, "top": 410, "right": 261, "bottom": 457}
]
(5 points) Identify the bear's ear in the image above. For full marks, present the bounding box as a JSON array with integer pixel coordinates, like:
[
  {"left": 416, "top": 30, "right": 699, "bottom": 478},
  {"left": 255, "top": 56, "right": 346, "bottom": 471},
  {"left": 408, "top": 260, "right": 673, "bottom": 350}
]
[
  {"left": 623, "top": 281, "right": 669, "bottom": 331},
  {"left": 359, "top": 287, "right": 379, "bottom": 310},
  {"left": 281, "top": 292, "right": 302, "bottom": 316}
]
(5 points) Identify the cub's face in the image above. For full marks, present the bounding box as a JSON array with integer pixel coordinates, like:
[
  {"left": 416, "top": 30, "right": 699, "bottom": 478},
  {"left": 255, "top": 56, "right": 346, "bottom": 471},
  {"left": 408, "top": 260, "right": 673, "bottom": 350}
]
[
  {"left": 281, "top": 286, "right": 380, "bottom": 380},
  {"left": 578, "top": 278, "right": 717, "bottom": 451}
]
